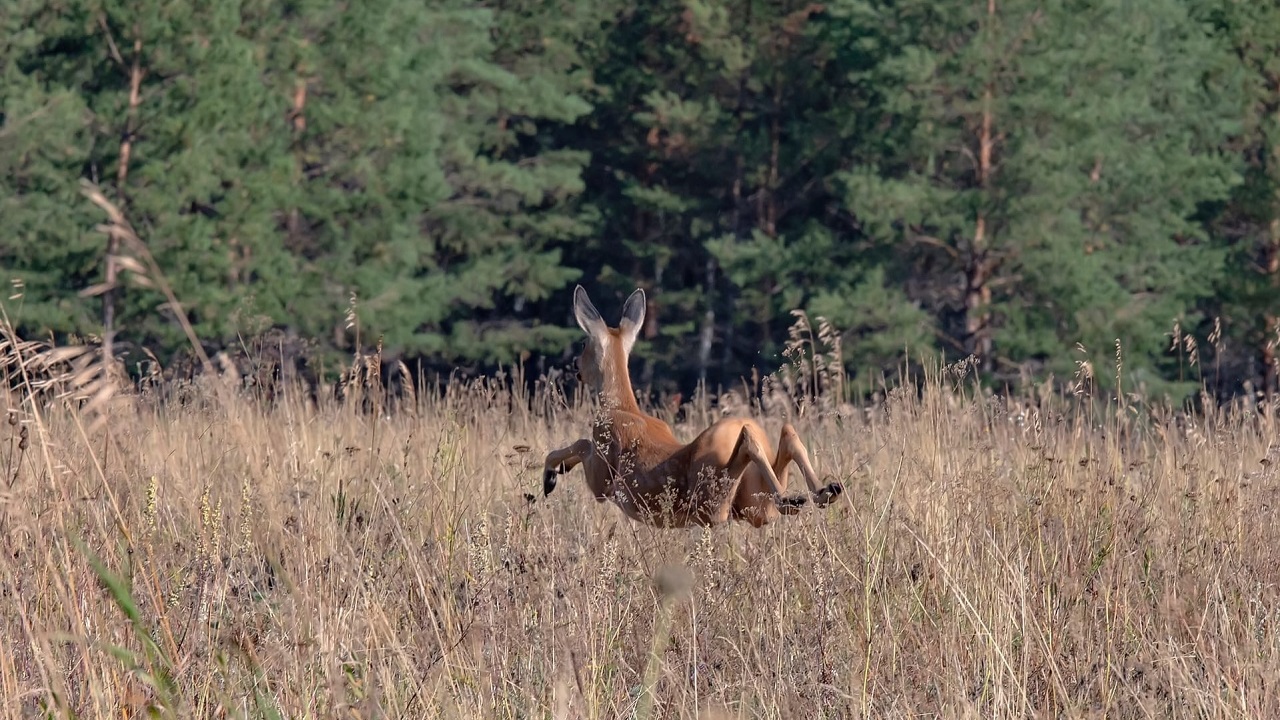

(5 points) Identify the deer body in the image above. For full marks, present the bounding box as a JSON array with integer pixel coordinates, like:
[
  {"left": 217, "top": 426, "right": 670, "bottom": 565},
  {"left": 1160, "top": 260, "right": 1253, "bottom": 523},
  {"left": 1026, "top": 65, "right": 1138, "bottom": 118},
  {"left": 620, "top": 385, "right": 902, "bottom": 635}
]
[{"left": 543, "top": 285, "right": 842, "bottom": 528}]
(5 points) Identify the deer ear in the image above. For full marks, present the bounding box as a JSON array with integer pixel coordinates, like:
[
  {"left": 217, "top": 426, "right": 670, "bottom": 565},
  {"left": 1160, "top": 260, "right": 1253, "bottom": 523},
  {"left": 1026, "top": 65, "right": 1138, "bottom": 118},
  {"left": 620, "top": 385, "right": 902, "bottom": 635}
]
[
  {"left": 618, "top": 288, "right": 646, "bottom": 349},
  {"left": 573, "top": 285, "right": 605, "bottom": 337}
]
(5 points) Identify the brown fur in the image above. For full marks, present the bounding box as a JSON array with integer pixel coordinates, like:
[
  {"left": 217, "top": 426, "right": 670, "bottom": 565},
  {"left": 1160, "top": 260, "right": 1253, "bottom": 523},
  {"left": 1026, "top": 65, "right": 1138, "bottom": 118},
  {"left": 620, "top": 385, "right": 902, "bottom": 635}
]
[{"left": 542, "top": 285, "right": 842, "bottom": 528}]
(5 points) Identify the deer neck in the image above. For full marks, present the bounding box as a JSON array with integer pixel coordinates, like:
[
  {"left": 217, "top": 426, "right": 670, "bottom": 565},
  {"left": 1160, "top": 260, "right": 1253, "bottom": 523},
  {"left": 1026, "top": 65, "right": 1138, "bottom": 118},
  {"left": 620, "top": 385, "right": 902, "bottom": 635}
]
[{"left": 598, "top": 342, "right": 641, "bottom": 414}]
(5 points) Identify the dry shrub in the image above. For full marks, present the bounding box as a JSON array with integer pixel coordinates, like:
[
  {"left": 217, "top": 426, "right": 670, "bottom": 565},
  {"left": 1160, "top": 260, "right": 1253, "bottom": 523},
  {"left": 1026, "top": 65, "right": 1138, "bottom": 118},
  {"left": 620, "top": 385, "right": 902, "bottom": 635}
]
[{"left": 0, "top": 322, "right": 1277, "bottom": 720}]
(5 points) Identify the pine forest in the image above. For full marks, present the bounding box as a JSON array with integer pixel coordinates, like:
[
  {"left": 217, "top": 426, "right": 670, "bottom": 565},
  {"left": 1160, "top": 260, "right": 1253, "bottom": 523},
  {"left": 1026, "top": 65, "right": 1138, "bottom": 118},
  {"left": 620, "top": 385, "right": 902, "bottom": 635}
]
[{"left": 4, "top": 0, "right": 1279, "bottom": 402}]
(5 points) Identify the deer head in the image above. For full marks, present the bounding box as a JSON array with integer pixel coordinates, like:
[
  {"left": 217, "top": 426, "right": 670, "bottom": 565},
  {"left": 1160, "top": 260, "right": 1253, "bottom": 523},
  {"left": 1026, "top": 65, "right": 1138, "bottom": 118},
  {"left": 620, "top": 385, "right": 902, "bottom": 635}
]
[{"left": 572, "top": 285, "right": 645, "bottom": 404}]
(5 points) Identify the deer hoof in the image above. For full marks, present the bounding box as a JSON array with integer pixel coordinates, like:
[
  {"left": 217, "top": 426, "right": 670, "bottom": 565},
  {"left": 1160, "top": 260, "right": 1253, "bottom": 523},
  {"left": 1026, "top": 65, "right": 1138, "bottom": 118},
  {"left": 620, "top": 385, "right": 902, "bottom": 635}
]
[
  {"left": 814, "top": 482, "right": 843, "bottom": 508},
  {"left": 777, "top": 494, "right": 808, "bottom": 514},
  {"left": 543, "top": 469, "right": 559, "bottom": 496}
]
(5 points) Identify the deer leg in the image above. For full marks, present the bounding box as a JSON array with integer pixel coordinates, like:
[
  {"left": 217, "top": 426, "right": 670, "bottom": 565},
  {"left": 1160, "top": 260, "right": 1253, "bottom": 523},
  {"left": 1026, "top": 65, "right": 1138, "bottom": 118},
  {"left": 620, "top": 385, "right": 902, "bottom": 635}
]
[
  {"left": 774, "top": 423, "right": 843, "bottom": 508},
  {"left": 715, "top": 426, "right": 808, "bottom": 523},
  {"left": 542, "top": 439, "right": 593, "bottom": 496}
]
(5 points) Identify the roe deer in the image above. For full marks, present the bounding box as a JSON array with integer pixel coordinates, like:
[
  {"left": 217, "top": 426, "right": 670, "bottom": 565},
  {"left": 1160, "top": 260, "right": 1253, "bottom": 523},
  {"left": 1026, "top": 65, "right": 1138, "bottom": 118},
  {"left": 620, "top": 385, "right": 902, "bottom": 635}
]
[{"left": 542, "top": 285, "right": 843, "bottom": 527}]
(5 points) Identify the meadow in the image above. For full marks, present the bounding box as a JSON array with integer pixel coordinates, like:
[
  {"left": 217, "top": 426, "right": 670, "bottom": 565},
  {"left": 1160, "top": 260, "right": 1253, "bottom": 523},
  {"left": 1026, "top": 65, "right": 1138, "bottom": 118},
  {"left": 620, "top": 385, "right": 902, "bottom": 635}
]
[{"left": 1, "top": 333, "right": 1278, "bottom": 719}]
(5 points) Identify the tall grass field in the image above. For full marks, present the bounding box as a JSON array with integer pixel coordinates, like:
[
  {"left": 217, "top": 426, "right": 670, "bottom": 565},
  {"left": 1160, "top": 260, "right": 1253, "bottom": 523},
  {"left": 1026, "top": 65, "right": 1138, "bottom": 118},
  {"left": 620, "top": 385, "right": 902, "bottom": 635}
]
[{"left": 1, "top": 319, "right": 1278, "bottom": 719}]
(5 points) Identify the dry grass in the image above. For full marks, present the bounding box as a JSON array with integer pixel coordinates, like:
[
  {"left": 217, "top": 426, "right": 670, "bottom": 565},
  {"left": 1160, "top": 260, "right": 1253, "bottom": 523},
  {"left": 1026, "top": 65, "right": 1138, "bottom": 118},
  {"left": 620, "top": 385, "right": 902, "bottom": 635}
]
[{"left": 0, "top": 329, "right": 1278, "bottom": 720}]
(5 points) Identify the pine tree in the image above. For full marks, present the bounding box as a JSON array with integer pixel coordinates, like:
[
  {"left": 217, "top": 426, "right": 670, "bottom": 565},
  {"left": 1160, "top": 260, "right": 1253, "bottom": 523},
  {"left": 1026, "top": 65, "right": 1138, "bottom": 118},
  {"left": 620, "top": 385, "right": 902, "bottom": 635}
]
[
  {"left": 570, "top": 0, "right": 932, "bottom": 392},
  {"left": 97, "top": 0, "right": 306, "bottom": 352},
  {"left": 832, "top": 0, "right": 1242, "bottom": 395},
  {"left": 228, "top": 0, "right": 598, "bottom": 366},
  {"left": 1201, "top": 0, "right": 1280, "bottom": 400},
  {"left": 1, "top": 1, "right": 103, "bottom": 335},
  {"left": 2, "top": 0, "right": 308, "bottom": 357},
  {"left": 3, "top": 0, "right": 602, "bottom": 373}
]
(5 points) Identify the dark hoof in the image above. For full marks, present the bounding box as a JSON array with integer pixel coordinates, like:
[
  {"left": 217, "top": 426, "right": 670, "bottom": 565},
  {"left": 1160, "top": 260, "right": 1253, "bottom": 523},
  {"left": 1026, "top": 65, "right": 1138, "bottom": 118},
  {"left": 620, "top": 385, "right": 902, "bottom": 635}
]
[
  {"left": 814, "top": 482, "right": 843, "bottom": 508},
  {"left": 543, "top": 464, "right": 565, "bottom": 496},
  {"left": 777, "top": 494, "right": 808, "bottom": 515},
  {"left": 523, "top": 492, "right": 538, "bottom": 505}
]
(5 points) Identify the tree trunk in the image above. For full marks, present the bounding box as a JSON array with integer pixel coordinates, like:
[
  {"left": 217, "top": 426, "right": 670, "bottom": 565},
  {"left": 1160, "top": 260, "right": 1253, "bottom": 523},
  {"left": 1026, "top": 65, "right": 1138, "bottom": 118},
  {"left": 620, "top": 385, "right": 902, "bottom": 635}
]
[
  {"left": 105, "top": 27, "right": 145, "bottom": 365},
  {"left": 698, "top": 256, "right": 716, "bottom": 389},
  {"left": 712, "top": 8, "right": 753, "bottom": 390},
  {"left": 287, "top": 74, "right": 308, "bottom": 250},
  {"left": 720, "top": 148, "right": 745, "bottom": 382},
  {"left": 755, "top": 72, "right": 784, "bottom": 370},
  {"left": 965, "top": 0, "right": 997, "bottom": 368},
  {"left": 965, "top": 83, "right": 995, "bottom": 365},
  {"left": 1262, "top": 219, "right": 1280, "bottom": 402},
  {"left": 1263, "top": 86, "right": 1280, "bottom": 403}
]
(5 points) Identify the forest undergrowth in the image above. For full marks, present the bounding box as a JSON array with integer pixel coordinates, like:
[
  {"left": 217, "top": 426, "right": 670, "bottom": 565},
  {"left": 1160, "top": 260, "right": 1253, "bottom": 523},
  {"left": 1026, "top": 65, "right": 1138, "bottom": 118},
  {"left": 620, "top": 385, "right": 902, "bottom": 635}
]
[{"left": 0, "top": 320, "right": 1278, "bottom": 720}]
